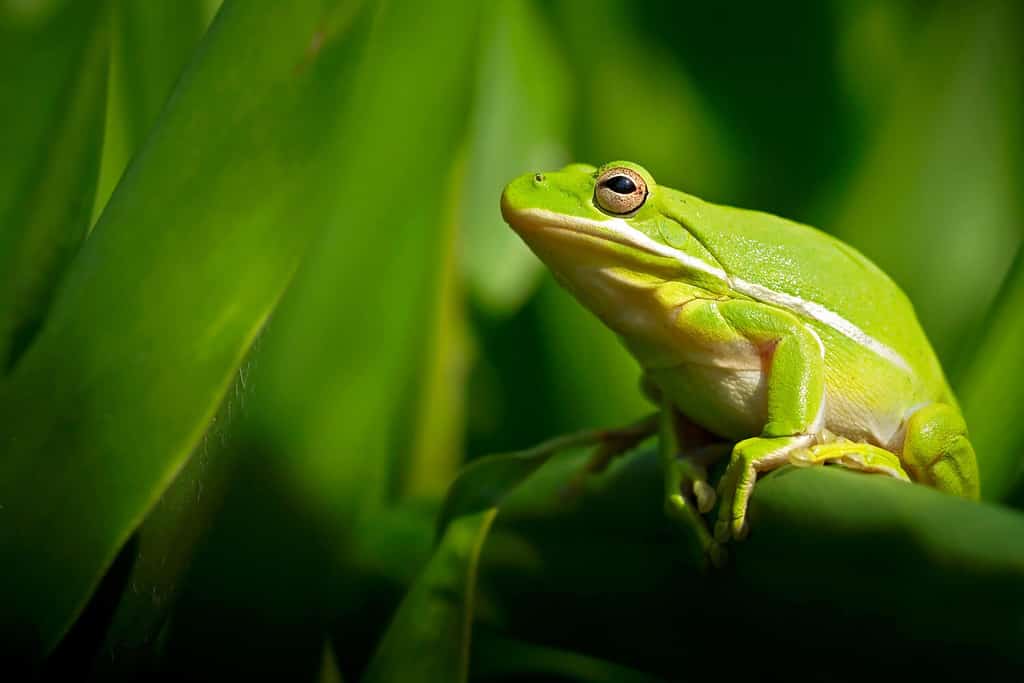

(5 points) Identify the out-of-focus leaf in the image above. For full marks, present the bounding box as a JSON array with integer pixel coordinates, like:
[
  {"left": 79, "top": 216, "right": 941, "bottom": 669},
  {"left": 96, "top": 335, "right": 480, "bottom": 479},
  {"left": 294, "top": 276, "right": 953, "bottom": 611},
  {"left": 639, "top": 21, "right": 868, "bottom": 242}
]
[
  {"left": 831, "top": 0, "right": 1024, "bottom": 362},
  {"left": 472, "top": 631, "right": 668, "bottom": 683},
  {"left": 89, "top": 367, "right": 246, "bottom": 677},
  {"left": 85, "top": 8, "right": 230, "bottom": 669},
  {"left": 319, "top": 640, "right": 346, "bottom": 683},
  {"left": 554, "top": 0, "right": 740, "bottom": 199},
  {"left": 362, "top": 508, "right": 498, "bottom": 683},
  {"left": 0, "top": 0, "right": 378, "bottom": 662},
  {"left": 117, "top": 1, "right": 208, "bottom": 146},
  {"left": 0, "top": 1, "right": 109, "bottom": 369},
  {"left": 243, "top": 0, "right": 481, "bottom": 536},
  {"left": 92, "top": 0, "right": 213, "bottom": 221},
  {"left": 437, "top": 427, "right": 633, "bottom": 538},
  {"left": 461, "top": 0, "right": 571, "bottom": 315},
  {"left": 518, "top": 0, "right": 739, "bottom": 433},
  {"left": 468, "top": 446, "right": 1024, "bottom": 679},
  {"left": 403, "top": 153, "right": 470, "bottom": 498},
  {"left": 154, "top": 1, "right": 482, "bottom": 673},
  {"left": 533, "top": 277, "right": 651, "bottom": 429},
  {"left": 156, "top": 449, "right": 338, "bottom": 681},
  {"left": 834, "top": 0, "right": 920, "bottom": 129},
  {"left": 958, "top": 246, "right": 1024, "bottom": 502}
]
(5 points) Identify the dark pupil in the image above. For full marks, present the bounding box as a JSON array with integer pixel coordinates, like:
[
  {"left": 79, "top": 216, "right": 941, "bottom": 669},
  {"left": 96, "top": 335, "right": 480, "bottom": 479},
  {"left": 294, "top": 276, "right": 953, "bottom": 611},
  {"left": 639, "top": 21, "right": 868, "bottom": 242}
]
[{"left": 604, "top": 175, "right": 636, "bottom": 194}]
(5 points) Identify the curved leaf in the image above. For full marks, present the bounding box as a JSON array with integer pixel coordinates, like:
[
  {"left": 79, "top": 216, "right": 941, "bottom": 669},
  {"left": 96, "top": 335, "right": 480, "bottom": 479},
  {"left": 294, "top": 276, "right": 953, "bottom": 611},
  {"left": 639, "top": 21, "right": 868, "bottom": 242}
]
[
  {"left": 831, "top": 0, "right": 1024, "bottom": 361},
  {"left": 239, "top": 0, "right": 482, "bottom": 539},
  {"left": 461, "top": 0, "right": 571, "bottom": 315},
  {"left": 93, "top": 0, "right": 214, "bottom": 222},
  {"left": 0, "top": 1, "right": 110, "bottom": 369},
  {"left": 438, "top": 421, "right": 656, "bottom": 540},
  {"left": 470, "top": 448, "right": 1024, "bottom": 678},
  {"left": 362, "top": 508, "right": 498, "bottom": 683},
  {"left": 957, "top": 245, "right": 1024, "bottom": 502},
  {"left": 0, "top": 0, "right": 377, "bottom": 662}
]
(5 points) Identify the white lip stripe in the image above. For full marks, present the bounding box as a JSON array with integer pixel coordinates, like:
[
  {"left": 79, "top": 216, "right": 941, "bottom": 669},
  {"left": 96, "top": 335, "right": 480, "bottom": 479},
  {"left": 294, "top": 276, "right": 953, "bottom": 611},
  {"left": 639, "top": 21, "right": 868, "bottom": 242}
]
[
  {"left": 520, "top": 208, "right": 731, "bottom": 282},
  {"left": 515, "top": 207, "right": 912, "bottom": 373}
]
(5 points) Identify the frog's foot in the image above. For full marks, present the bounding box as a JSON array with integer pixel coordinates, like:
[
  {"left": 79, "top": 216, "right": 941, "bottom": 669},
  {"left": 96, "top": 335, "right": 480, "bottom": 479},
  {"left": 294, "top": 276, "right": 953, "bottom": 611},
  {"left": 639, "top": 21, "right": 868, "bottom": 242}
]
[
  {"left": 715, "top": 435, "right": 813, "bottom": 543},
  {"left": 790, "top": 441, "right": 910, "bottom": 481},
  {"left": 664, "top": 483, "right": 725, "bottom": 567},
  {"left": 664, "top": 455, "right": 723, "bottom": 566},
  {"left": 671, "top": 443, "right": 729, "bottom": 513},
  {"left": 902, "top": 403, "right": 980, "bottom": 499}
]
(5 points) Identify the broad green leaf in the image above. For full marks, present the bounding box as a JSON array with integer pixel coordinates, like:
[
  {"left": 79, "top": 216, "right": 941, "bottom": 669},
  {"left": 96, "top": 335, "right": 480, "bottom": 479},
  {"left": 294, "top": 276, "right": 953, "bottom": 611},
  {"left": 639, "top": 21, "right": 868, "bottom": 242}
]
[
  {"left": 460, "top": 0, "right": 571, "bottom": 315},
  {"left": 151, "top": 2, "right": 482, "bottom": 671},
  {"left": 831, "top": 0, "right": 1024, "bottom": 362},
  {"left": 0, "top": 1, "right": 109, "bottom": 370},
  {"left": 86, "top": 5, "right": 231, "bottom": 669},
  {"left": 93, "top": 0, "right": 213, "bottom": 222},
  {"left": 362, "top": 508, "right": 498, "bottom": 683},
  {"left": 243, "top": 0, "right": 481, "bottom": 536},
  {"left": 89, "top": 374, "right": 244, "bottom": 677},
  {"left": 0, "top": 0, "right": 378, "bottom": 662},
  {"left": 468, "top": 447, "right": 1024, "bottom": 677},
  {"left": 958, "top": 246, "right": 1024, "bottom": 501},
  {"left": 734, "top": 467, "right": 1024, "bottom": 671}
]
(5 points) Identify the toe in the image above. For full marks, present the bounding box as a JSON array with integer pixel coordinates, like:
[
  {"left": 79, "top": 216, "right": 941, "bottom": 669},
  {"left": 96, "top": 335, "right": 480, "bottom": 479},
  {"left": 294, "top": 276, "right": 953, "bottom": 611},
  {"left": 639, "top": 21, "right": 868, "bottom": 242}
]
[
  {"left": 714, "top": 518, "right": 731, "bottom": 543},
  {"left": 694, "top": 480, "right": 716, "bottom": 513}
]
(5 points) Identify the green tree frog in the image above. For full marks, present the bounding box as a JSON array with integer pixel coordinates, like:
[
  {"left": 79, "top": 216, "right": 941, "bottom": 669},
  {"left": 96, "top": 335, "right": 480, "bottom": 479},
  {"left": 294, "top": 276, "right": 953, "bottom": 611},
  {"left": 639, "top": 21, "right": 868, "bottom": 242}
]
[{"left": 500, "top": 161, "right": 979, "bottom": 555}]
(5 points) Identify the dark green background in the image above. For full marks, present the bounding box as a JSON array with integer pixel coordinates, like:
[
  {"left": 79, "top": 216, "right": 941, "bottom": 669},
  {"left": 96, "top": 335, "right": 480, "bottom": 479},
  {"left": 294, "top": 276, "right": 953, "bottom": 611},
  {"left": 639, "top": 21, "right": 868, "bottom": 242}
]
[{"left": 0, "top": 0, "right": 1021, "bottom": 680}]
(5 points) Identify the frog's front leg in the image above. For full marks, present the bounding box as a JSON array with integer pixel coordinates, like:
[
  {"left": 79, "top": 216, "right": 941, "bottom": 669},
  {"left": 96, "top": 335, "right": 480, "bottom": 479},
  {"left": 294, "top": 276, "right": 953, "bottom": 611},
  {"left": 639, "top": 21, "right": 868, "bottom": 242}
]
[{"left": 674, "top": 299, "right": 826, "bottom": 543}]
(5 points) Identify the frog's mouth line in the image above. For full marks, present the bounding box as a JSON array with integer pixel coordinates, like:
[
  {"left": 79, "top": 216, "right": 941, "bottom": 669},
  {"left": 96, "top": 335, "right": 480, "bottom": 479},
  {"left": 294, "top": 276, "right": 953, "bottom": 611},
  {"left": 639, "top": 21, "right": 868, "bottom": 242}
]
[
  {"left": 503, "top": 205, "right": 911, "bottom": 374},
  {"left": 503, "top": 206, "right": 730, "bottom": 284}
]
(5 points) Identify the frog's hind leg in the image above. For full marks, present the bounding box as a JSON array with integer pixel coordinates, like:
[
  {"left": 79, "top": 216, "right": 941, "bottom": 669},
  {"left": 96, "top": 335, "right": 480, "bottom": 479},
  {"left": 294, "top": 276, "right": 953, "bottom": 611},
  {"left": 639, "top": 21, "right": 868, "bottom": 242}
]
[
  {"left": 659, "top": 400, "right": 729, "bottom": 563},
  {"left": 901, "top": 403, "right": 980, "bottom": 500},
  {"left": 558, "top": 412, "right": 659, "bottom": 502},
  {"left": 789, "top": 440, "right": 910, "bottom": 481}
]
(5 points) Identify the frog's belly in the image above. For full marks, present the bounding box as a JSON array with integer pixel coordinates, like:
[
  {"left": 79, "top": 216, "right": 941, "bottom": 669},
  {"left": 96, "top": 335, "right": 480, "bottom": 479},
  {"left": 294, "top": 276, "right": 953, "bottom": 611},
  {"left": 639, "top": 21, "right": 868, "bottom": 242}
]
[
  {"left": 647, "top": 363, "right": 769, "bottom": 441},
  {"left": 647, "top": 353, "right": 911, "bottom": 449}
]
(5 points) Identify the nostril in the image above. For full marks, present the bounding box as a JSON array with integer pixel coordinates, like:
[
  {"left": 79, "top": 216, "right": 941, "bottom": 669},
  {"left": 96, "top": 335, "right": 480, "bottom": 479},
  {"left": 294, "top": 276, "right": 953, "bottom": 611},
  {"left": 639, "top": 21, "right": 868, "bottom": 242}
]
[{"left": 533, "top": 173, "right": 545, "bottom": 183}]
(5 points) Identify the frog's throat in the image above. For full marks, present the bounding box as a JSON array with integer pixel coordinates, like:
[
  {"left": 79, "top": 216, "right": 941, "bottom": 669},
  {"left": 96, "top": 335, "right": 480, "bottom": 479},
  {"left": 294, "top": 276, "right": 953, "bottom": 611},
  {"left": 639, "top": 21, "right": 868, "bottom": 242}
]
[{"left": 513, "top": 207, "right": 911, "bottom": 373}]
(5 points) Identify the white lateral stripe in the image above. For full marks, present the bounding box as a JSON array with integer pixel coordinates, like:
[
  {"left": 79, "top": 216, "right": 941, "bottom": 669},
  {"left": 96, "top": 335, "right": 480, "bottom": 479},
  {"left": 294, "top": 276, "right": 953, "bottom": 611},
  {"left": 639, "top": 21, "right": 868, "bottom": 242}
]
[
  {"left": 731, "top": 279, "right": 911, "bottom": 372},
  {"left": 517, "top": 207, "right": 912, "bottom": 372}
]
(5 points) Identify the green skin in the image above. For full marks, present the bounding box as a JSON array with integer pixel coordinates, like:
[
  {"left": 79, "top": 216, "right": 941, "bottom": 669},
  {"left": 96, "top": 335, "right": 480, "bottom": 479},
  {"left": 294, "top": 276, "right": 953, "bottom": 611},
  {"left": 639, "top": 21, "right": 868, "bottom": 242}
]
[{"left": 501, "top": 161, "right": 980, "bottom": 554}]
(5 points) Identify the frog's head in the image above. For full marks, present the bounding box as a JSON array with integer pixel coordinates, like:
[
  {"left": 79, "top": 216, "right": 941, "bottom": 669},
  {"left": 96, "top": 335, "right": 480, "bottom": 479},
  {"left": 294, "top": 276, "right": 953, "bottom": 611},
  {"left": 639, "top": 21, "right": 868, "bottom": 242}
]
[{"left": 501, "top": 161, "right": 727, "bottom": 327}]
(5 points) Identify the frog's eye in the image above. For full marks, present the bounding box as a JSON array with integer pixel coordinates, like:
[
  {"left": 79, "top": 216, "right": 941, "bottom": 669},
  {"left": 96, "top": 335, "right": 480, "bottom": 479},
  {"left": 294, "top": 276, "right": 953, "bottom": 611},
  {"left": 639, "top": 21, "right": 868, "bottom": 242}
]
[{"left": 594, "top": 167, "right": 648, "bottom": 215}]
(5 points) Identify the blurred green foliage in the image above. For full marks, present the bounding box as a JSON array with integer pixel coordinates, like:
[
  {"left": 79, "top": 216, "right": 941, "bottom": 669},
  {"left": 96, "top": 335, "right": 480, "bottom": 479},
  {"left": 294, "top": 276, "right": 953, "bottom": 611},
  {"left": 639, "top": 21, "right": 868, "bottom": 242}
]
[{"left": 0, "top": 0, "right": 1022, "bottom": 680}]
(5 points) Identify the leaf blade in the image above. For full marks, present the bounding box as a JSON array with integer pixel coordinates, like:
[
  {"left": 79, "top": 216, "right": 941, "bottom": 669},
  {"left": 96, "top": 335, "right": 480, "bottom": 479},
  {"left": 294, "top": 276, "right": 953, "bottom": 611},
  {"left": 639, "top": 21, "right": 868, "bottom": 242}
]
[
  {"left": 362, "top": 508, "right": 498, "bottom": 683},
  {"left": 0, "top": 1, "right": 110, "bottom": 369},
  {"left": 0, "top": 0, "right": 378, "bottom": 660}
]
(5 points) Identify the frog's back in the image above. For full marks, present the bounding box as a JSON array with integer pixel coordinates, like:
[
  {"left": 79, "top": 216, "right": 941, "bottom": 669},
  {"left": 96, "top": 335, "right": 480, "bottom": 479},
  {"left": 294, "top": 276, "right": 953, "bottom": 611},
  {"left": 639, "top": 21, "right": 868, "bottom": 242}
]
[{"left": 661, "top": 190, "right": 951, "bottom": 401}]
